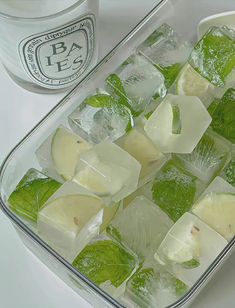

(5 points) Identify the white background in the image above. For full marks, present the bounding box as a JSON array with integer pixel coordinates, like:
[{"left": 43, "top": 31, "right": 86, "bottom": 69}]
[{"left": 0, "top": 1, "right": 234, "bottom": 307}]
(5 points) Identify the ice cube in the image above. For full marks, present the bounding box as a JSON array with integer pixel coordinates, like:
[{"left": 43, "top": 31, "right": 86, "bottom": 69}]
[
  {"left": 38, "top": 181, "right": 105, "bottom": 262},
  {"left": 221, "top": 151, "right": 235, "bottom": 187},
  {"left": 8, "top": 168, "right": 61, "bottom": 223},
  {"left": 36, "top": 125, "right": 91, "bottom": 182},
  {"left": 123, "top": 265, "right": 188, "bottom": 308},
  {"left": 106, "top": 54, "right": 166, "bottom": 115},
  {"left": 192, "top": 177, "right": 235, "bottom": 241},
  {"left": 107, "top": 196, "right": 173, "bottom": 262},
  {"left": 176, "top": 130, "right": 232, "bottom": 183},
  {"left": 151, "top": 159, "right": 204, "bottom": 222},
  {"left": 189, "top": 26, "right": 235, "bottom": 87},
  {"left": 116, "top": 128, "right": 167, "bottom": 185},
  {"left": 208, "top": 88, "right": 235, "bottom": 144},
  {"left": 138, "top": 23, "right": 192, "bottom": 88},
  {"left": 68, "top": 90, "right": 133, "bottom": 144},
  {"left": 144, "top": 94, "right": 212, "bottom": 154},
  {"left": 155, "top": 212, "right": 227, "bottom": 287},
  {"left": 72, "top": 234, "right": 138, "bottom": 298},
  {"left": 73, "top": 141, "right": 141, "bottom": 204}
]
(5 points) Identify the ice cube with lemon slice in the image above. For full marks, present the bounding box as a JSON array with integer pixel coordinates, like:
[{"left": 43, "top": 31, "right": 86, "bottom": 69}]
[
  {"left": 36, "top": 125, "right": 92, "bottom": 182},
  {"left": 192, "top": 176, "right": 235, "bottom": 241},
  {"left": 116, "top": 128, "right": 167, "bottom": 185},
  {"left": 38, "top": 181, "right": 106, "bottom": 262},
  {"left": 155, "top": 212, "right": 227, "bottom": 286}
]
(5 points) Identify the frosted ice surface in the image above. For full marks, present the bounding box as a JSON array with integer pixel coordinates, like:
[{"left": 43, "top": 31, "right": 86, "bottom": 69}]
[{"left": 107, "top": 196, "right": 173, "bottom": 262}]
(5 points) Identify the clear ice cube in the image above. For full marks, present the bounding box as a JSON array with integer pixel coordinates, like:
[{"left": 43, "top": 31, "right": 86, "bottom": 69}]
[
  {"left": 123, "top": 265, "right": 188, "bottom": 308},
  {"left": 73, "top": 141, "right": 141, "bottom": 204},
  {"left": 106, "top": 54, "right": 166, "bottom": 114},
  {"left": 151, "top": 158, "right": 204, "bottom": 222},
  {"left": 36, "top": 125, "right": 91, "bottom": 182},
  {"left": 138, "top": 23, "right": 192, "bottom": 88},
  {"left": 176, "top": 129, "right": 232, "bottom": 183},
  {"left": 68, "top": 90, "right": 133, "bottom": 144},
  {"left": 107, "top": 196, "right": 173, "bottom": 262},
  {"left": 38, "top": 181, "right": 104, "bottom": 262},
  {"left": 155, "top": 212, "right": 227, "bottom": 287},
  {"left": 116, "top": 128, "right": 167, "bottom": 186},
  {"left": 72, "top": 234, "right": 138, "bottom": 298},
  {"left": 144, "top": 94, "right": 212, "bottom": 153}
]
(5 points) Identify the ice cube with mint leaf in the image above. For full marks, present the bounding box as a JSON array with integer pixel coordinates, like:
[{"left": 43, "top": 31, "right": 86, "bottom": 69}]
[
  {"left": 189, "top": 26, "right": 235, "bottom": 87},
  {"left": 155, "top": 212, "right": 227, "bottom": 287},
  {"left": 176, "top": 129, "right": 232, "bottom": 183},
  {"left": 106, "top": 196, "right": 173, "bottom": 262},
  {"left": 106, "top": 54, "right": 166, "bottom": 115},
  {"left": 124, "top": 265, "right": 188, "bottom": 308},
  {"left": 68, "top": 90, "right": 134, "bottom": 144},
  {"left": 8, "top": 168, "right": 61, "bottom": 223},
  {"left": 138, "top": 23, "right": 192, "bottom": 89},
  {"left": 72, "top": 235, "right": 138, "bottom": 298},
  {"left": 151, "top": 159, "right": 204, "bottom": 222},
  {"left": 208, "top": 88, "right": 235, "bottom": 143}
]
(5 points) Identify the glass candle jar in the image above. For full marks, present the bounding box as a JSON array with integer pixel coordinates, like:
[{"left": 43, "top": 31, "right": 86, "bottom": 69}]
[{"left": 0, "top": 0, "right": 99, "bottom": 93}]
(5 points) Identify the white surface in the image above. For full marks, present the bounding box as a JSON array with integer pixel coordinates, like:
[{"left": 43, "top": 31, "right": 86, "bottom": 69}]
[{"left": 0, "top": 1, "right": 235, "bottom": 307}]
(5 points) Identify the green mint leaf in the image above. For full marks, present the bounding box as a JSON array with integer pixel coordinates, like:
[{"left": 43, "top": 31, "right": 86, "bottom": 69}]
[
  {"left": 222, "top": 159, "right": 235, "bottom": 187},
  {"left": 156, "top": 63, "right": 182, "bottom": 88},
  {"left": 72, "top": 239, "right": 137, "bottom": 288},
  {"left": 130, "top": 267, "right": 154, "bottom": 298},
  {"left": 171, "top": 104, "right": 182, "bottom": 135},
  {"left": 8, "top": 169, "right": 61, "bottom": 222},
  {"left": 152, "top": 160, "right": 197, "bottom": 222},
  {"left": 84, "top": 93, "right": 115, "bottom": 108},
  {"left": 189, "top": 26, "right": 235, "bottom": 86},
  {"left": 181, "top": 259, "right": 200, "bottom": 269},
  {"left": 106, "top": 225, "right": 122, "bottom": 242},
  {"left": 209, "top": 88, "right": 235, "bottom": 143},
  {"left": 173, "top": 278, "right": 188, "bottom": 296}
]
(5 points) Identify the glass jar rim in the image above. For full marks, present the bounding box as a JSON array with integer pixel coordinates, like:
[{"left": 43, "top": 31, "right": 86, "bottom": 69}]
[{"left": 0, "top": 0, "right": 86, "bottom": 22}]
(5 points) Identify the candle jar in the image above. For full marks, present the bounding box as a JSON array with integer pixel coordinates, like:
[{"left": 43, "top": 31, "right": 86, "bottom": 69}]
[{"left": 0, "top": 0, "right": 99, "bottom": 93}]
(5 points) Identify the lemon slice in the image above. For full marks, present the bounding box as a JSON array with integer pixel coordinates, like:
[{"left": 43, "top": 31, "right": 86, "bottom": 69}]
[
  {"left": 38, "top": 194, "right": 103, "bottom": 261},
  {"left": 192, "top": 193, "right": 235, "bottom": 240},
  {"left": 176, "top": 64, "right": 212, "bottom": 98},
  {"left": 51, "top": 127, "right": 91, "bottom": 181}
]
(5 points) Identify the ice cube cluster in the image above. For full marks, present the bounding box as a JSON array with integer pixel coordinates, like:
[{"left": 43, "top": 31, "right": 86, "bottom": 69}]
[{"left": 7, "top": 23, "right": 235, "bottom": 307}]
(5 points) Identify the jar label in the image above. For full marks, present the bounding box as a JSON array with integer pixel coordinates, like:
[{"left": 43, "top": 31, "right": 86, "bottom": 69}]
[{"left": 18, "top": 14, "right": 95, "bottom": 89}]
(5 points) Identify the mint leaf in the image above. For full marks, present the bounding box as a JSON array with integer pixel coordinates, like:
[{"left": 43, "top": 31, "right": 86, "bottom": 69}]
[
  {"left": 152, "top": 160, "right": 197, "bottom": 222},
  {"left": 106, "top": 74, "right": 142, "bottom": 117},
  {"left": 106, "top": 225, "right": 122, "bottom": 242},
  {"left": 209, "top": 88, "right": 235, "bottom": 143},
  {"left": 222, "top": 158, "right": 235, "bottom": 187},
  {"left": 189, "top": 26, "right": 235, "bottom": 86},
  {"left": 157, "top": 63, "right": 182, "bottom": 88},
  {"left": 181, "top": 259, "right": 200, "bottom": 269},
  {"left": 84, "top": 94, "right": 115, "bottom": 108},
  {"left": 72, "top": 239, "right": 137, "bottom": 287},
  {"left": 173, "top": 278, "right": 188, "bottom": 296},
  {"left": 8, "top": 169, "right": 61, "bottom": 222},
  {"left": 171, "top": 104, "right": 181, "bottom": 135},
  {"left": 130, "top": 267, "right": 154, "bottom": 297}
]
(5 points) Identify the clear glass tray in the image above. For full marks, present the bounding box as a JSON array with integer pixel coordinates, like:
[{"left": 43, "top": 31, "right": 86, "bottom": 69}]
[{"left": 1, "top": 0, "right": 235, "bottom": 307}]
